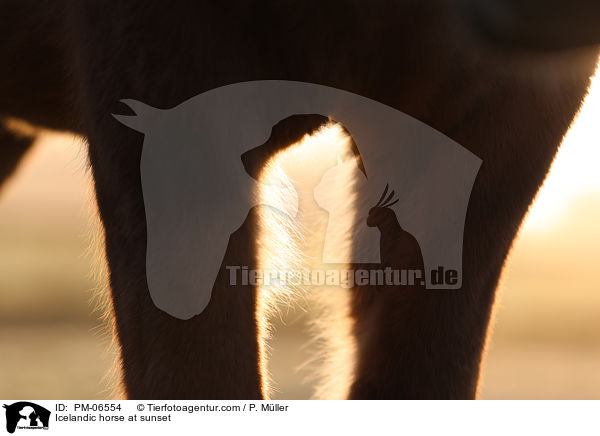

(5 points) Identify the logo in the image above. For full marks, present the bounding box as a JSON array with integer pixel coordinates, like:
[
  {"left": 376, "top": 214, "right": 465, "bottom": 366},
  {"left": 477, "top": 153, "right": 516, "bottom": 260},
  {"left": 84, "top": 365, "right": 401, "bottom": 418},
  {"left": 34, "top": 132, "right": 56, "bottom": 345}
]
[
  {"left": 3, "top": 403, "right": 50, "bottom": 434},
  {"left": 113, "top": 80, "right": 481, "bottom": 319}
]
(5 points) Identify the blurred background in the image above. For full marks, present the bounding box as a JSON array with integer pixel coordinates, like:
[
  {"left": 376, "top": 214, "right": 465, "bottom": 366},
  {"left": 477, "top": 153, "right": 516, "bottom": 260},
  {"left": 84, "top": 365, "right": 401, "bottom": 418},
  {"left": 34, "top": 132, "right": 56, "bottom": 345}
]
[{"left": 1, "top": 66, "right": 599, "bottom": 399}]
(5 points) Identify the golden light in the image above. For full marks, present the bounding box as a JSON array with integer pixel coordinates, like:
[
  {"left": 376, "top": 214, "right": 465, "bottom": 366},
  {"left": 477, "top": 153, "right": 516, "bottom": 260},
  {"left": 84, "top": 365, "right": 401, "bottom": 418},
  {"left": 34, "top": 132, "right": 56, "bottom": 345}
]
[
  {"left": 256, "top": 123, "right": 359, "bottom": 399},
  {"left": 523, "top": 63, "right": 600, "bottom": 231}
]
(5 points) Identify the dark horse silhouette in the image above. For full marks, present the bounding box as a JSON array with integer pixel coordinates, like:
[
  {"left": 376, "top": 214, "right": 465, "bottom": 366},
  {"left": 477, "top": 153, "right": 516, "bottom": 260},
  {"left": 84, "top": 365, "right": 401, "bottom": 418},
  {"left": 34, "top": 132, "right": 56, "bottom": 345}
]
[{"left": 1, "top": 1, "right": 599, "bottom": 399}]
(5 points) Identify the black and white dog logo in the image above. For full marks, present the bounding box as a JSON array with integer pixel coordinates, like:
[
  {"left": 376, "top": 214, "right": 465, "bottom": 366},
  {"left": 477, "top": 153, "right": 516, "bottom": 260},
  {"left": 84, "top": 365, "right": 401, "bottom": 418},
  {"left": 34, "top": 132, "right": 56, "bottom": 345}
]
[{"left": 3, "top": 402, "right": 50, "bottom": 434}]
